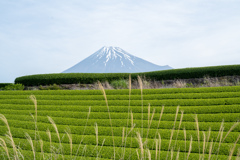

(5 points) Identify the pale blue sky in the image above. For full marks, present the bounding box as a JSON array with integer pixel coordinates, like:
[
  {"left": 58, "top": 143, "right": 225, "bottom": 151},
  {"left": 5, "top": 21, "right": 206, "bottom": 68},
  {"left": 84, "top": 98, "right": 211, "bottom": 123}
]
[{"left": 1, "top": 0, "right": 240, "bottom": 82}]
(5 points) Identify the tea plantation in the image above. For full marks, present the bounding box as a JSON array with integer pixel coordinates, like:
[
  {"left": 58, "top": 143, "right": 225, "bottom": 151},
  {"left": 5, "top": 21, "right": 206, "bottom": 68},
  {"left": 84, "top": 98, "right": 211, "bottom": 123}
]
[{"left": 0, "top": 86, "right": 240, "bottom": 159}]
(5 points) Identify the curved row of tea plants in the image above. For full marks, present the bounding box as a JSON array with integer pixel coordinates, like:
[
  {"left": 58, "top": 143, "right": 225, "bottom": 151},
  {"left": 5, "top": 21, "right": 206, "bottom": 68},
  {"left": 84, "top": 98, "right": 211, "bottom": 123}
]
[{"left": 0, "top": 86, "right": 240, "bottom": 159}]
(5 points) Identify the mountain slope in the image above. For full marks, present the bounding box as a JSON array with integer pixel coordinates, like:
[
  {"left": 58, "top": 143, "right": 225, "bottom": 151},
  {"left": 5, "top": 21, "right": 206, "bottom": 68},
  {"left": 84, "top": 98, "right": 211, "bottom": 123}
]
[{"left": 63, "top": 46, "right": 172, "bottom": 73}]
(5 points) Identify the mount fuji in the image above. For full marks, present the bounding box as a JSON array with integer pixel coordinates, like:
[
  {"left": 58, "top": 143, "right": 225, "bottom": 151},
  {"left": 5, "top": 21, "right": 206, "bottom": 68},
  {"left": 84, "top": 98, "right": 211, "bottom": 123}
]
[{"left": 63, "top": 46, "right": 172, "bottom": 73}]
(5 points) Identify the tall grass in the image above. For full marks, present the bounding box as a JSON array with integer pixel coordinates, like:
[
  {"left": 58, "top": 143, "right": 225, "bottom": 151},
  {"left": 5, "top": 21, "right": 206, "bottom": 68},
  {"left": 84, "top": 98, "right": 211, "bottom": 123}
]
[
  {"left": 1, "top": 77, "right": 240, "bottom": 159},
  {"left": 0, "top": 137, "right": 10, "bottom": 159},
  {"left": 0, "top": 114, "right": 19, "bottom": 159},
  {"left": 137, "top": 75, "right": 144, "bottom": 138},
  {"left": 98, "top": 81, "right": 115, "bottom": 160}
]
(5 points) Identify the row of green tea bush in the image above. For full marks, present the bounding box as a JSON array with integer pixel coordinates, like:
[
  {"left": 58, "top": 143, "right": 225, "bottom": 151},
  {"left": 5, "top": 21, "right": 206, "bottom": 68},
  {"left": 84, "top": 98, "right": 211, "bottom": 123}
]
[
  {"left": 1, "top": 86, "right": 240, "bottom": 95},
  {"left": 0, "top": 83, "right": 24, "bottom": 90},
  {"left": 14, "top": 64, "right": 240, "bottom": 86},
  {"left": 1, "top": 104, "right": 240, "bottom": 114},
  {"left": 1, "top": 97, "right": 240, "bottom": 106},
  {"left": 2, "top": 115, "right": 240, "bottom": 133},
  {"left": 1, "top": 116, "right": 240, "bottom": 150},
  {"left": 1, "top": 92, "right": 240, "bottom": 100},
  {"left": 0, "top": 134, "right": 234, "bottom": 159},
  {"left": 1, "top": 106, "right": 240, "bottom": 122}
]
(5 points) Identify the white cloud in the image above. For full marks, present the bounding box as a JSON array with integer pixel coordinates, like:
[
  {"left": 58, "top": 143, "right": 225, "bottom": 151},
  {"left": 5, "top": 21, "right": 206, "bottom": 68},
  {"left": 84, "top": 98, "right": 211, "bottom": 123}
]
[{"left": 0, "top": 0, "right": 240, "bottom": 82}]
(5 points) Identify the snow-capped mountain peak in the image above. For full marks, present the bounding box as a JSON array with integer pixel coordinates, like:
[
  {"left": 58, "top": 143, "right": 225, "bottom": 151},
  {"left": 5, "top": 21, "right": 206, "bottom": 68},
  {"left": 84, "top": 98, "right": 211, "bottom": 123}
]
[
  {"left": 95, "top": 46, "right": 134, "bottom": 66},
  {"left": 63, "top": 46, "right": 172, "bottom": 73}
]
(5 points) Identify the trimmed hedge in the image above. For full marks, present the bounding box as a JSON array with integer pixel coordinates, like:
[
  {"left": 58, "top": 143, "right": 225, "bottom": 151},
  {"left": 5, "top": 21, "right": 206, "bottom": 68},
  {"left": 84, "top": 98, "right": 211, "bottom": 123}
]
[
  {"left": 0, "top": 135, "right": 235, "bottom": 159},
  {"left": 1, "top": 86, "right": 240, "bottom": 95},
  {"left": 1, "top": 119, "right": 240, "bottom": 147},
  {"left": 1, "top": 108, "right": 240, "bottom": 122},
  {"left": 1, "top": 98, "right": 240, "bottom": 106},
  {"left": 0, "top": 83, "right": 12, "bottom": 88},
  {"left": 1, "top": 92, "right": 240, "bottom": 100},
  {"left": 1, "top": 116, "right": 240, "bottom": 133},
  {"left": 1, "top": 104, "right": 240, "bottom": 115},
  {"left": 14, "top": 64, "right": 240, "bottom": 86}
]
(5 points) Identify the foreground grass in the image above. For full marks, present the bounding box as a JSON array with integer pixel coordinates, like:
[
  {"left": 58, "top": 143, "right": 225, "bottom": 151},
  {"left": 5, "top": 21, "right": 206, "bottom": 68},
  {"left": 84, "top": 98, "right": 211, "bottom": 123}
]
[{"left": 0, "top": 77, "right": 240, "bottom": 159}]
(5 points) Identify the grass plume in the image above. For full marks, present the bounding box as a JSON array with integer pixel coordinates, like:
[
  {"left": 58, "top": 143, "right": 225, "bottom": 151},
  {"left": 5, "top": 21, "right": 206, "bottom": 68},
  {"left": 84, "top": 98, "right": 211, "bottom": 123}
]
[
  {"left": 184, "top": 127, "right": 187, "bottom": 159},
  {"left": 65, "top": 128, "right": 73, "bottom": 157},
  {"left": 137, "top": 75, "right": 144, "bottom": 138},
  {"left": 208, "top": 139, "right": 213, "bottom": 160},
  {"left": 46, "top": 128, "right": 52, "bottom": 158},
  {"left": 158, "top": 133, "right": 161, "bottom": 159},
  {"left": 187, "top": 136, "right": 193, "bottom": 160},
  {"left": 0, "top": 114, "right": 19, "bottom": 160},
  {"left": 136, "top": 132, "right": 144, "bottom": 159},
  {"left": 166, "top": 106, "right": 179, "bottom": 159},
  {"left": 202, "top": 131, "right": 206, "bottom": 160},
  {"left": 222, "top": 121, "right": 239, "bottom": 142},
  {"left": 98, "top": 81, "right": 115, "bottom": 159},
  {"left": 30, "top": 95, "right": 38, "bottom": 153},
  {"left": 174, "top": 110, "right": 184, "bottom": 150},
  {"left": 0, "top": 138, "right": 10, "bottom": 160},
  {"left": 195, "top": 114, "right": 200, "bottom": 157},
  {"left": 39, "top": 139, "right": 44, "bottom": 159},
  {"left": 25, "top": 133, "right": 35, "bottom": 160},
  {"left": 228, "top": 134, "right": 240, "bottom": 160}
]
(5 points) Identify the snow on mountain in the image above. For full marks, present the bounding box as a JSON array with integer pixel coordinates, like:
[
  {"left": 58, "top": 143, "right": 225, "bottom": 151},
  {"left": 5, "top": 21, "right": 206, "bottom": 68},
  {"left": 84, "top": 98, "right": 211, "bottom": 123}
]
[{"left": 62, "top": 46, "right": 173, "bottom": 73}]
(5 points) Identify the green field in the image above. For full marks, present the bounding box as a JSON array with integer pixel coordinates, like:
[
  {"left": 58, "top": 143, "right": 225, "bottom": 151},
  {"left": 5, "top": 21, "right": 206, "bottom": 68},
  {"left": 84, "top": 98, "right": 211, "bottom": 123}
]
[{"left": 0, "top": 86, "right": 240, "bottom": 159}]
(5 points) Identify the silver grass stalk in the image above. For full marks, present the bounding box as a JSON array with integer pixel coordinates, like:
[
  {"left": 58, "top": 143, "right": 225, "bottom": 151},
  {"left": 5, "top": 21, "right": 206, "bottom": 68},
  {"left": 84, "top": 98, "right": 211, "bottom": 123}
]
[
  {"left": 148, "top": 104, "right": 150, "bottom": 127},
  {"left": 98, "top": 81, "right": 115, "bottom": 159},
  {"left": 187, "top": 136, "right": 193, "bottom": 160},
  {"left": 166, "top": 129, "right": 174, "bottom": 160},
  {"left": 25, "top": 133, "right": 35, "bottom": 160},
  {"left": 39, "top": 139, "right": 44, "bottom": 159},
  {"left": 166, "top": 106, "right": 179, "bottom": 159},
  {"left": 137, "top": 76, "right": 144, "bottom": 138},
  {"left": 223, "top": 122, "right": 239, "bottom": 142},
  {"left": 236, "top": 148, "right": 240, "bottom": 159},
  {"left": 0, "top": 138, "right": 10, "bottom": 160},
  {"left": 208, "top": 139, "right": 213, "bottom": 160},
  {"left": 47, "top": 116, "right": 63, "bottom": 157},
  {"left": 65, "top": 128, "right": 73, "bottom": 157},
  {"left": 155, "top": 106, "right": 164, "bottom": 140},
  {"left": 98, "top": 138, "right": 106, "bottom": 157},
  {"left": 46, "top": 128, "right": 52, "bottom": 157},
  {"left": 155, "top": 139, "right": 158, "bottom": 160},
  {"left": 0, "top": 114, "right": 19, "bottom": 160},
  {"left": 216, "top": 124, "right": 224, "bottom": 159},
  {"left": 206, "top": 127, "right": 211, "bottom": 149},
  {"left": 136, "top": 149, "right": 140, "bottom": 160},
  {"left": 158, "top": 133, "right": 161, "bottom": 159},
  {"left": 146, "top": 104, "right": 155, "bottom": 139},
  {"left": 48, "top": 117, "right": 61, "bottom": 143},
  {"left": 176, "top": 148, "right": 180, "bottom": 160},
  {"left": 202, "top": 131, "right": 206, "bottom": 160},
  {"left": 184, "top": 127, "right": 187, "bottom": 159},
  {"left": 94, "top": 123, "right": 99, "bottom": 159},
  {"left": 122, "top": 127, "right": 125, "bottom": 146},
  {"left": 147, "top": 149, "right": 151, "bottom": 160},
  {"left": 171, "top": 148, "right": 174, "bottom": 160},
  {"left": 136, "top": 132, "right": 144, "bottom": 159},
  {"left": 30, "top": 95, "right": 38, "bottom": 149},
  {"left": 228, "top": 134, "right": 240, "bottom": 160},
  {"left": 212, "top": 120, "right": 224, "bottom": 154},
  {"left": 174, "top": 110, "right": 184, "bottom": 150},
  {"left": 195, "top": 114, "right": 200, "bottom": 157},
  {"left": 126, "top": 74, "right": 132, "bottom": 137},
  {"left": 129, "top": 74, "right": 131, "bottom": 106}
]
